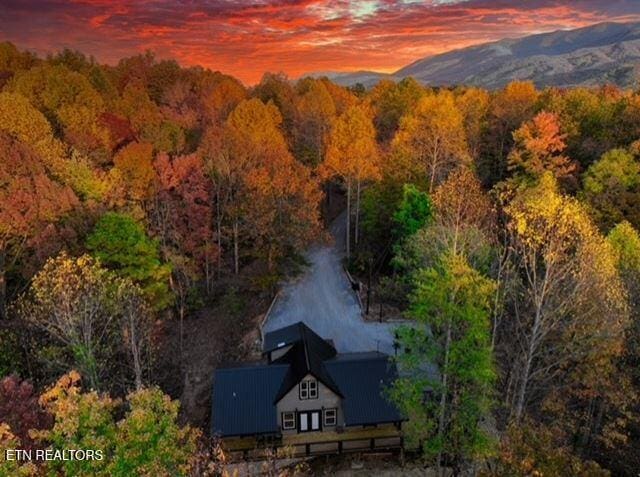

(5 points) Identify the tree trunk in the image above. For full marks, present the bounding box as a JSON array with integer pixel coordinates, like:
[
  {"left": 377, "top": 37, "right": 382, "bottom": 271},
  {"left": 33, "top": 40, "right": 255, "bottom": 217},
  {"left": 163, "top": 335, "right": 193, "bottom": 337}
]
[
  {"left": 366, "top": 258, "right": 372, "bottom": 315},
  {"left": 429, "top": 154, "right": 439, "bottom": 193},
  {"left": 233, "top": 219, "right": 239, "bottom": 275},
  {"left": 0, "top": 247, "right": 5, "bottom": 320},
  {"left": 514, "top": 307, "right": 541, "bottom": 421},
  {"left": 491, "top": 247, "right": 508, "bottom": 350},
  {"left": 179, "top": 298, "right": 185, "bottom": 365},
  {"left": 129, "top": 314, "right": 143, "bottom": 390},
  {"left": 204, "top": 254, "right": 211, "bottom": 295},
  {"left": 437, "top": 319, "right": 453, "bottom": 477},
  {"left": 346, "top": 179, "right": 351, "bottom": 260},
  {"left": 216, "top": 189, "right": 222, "bottom": 279},
  {"left": 355, "top": 178, "right": 361, "bottom": 246}
]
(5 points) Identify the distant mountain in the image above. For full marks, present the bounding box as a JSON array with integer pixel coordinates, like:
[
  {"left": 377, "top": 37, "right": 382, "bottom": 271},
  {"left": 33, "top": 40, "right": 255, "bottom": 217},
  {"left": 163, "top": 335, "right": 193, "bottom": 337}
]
[{"left": 307, "top": 22, "right": 640, "bottom": 89}]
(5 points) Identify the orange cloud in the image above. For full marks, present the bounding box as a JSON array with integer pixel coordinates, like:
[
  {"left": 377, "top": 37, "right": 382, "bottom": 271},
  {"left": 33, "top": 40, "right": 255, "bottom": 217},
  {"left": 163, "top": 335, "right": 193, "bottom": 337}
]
[{"left": 1, "top": 0, "right": 639, "bottom": 84}]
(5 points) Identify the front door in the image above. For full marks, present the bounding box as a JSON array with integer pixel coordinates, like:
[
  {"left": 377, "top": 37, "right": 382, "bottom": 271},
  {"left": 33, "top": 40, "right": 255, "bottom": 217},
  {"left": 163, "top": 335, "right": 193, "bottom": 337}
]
[{"left": 298, "top": 411, "right": 321, "bottom": 432}]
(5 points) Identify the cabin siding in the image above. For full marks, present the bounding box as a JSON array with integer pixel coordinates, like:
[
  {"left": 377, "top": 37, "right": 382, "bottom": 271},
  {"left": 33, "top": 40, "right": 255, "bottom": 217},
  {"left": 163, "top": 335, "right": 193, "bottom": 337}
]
[{"left": 276, "top": 373, "right": 343, "bottom": 434}]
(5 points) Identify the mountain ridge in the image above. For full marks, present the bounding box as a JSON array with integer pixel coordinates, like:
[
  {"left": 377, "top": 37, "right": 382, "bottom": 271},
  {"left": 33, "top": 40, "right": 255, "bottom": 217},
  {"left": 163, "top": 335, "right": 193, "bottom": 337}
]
[{"left": 308, "top": 21, "right": 640, "bottom": 89}]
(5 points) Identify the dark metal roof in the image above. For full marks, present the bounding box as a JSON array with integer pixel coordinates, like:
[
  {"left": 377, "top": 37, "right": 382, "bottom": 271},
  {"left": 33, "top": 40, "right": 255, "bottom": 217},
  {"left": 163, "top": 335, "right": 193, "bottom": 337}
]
[
  {"left": 271, "top": 322, "right": 340, "bottom": 401},
  {"left": 211, "top": 364, "right": 289, "bottom": 437},
  {"left": 263, "top": 321, "right": 334, "bottom": 354},
  {"left": 324, "top": 352, "right": 403, "bottom": 426},
  {"left": 212, "top": 324, "right": 403, "bottom": 437}
]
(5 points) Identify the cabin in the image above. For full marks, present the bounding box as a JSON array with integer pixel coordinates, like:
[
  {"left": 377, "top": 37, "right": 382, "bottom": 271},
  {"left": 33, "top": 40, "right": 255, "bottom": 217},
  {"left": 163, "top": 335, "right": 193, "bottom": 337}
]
[{"left": 211, "top": 322, "right": 404, "bottom": 457}]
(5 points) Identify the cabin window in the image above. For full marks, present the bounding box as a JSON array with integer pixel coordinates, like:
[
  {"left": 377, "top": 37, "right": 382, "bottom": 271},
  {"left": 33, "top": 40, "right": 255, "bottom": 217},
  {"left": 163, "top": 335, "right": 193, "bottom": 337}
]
[
  {"left": 282, "top": 412, "right": 296, "bottom": 430},
  {"left": 299, "top": 379, "right": 318, "bottom": 400},
  {"left": 324, "top": 408, "right": 337, "bottom": 426}
]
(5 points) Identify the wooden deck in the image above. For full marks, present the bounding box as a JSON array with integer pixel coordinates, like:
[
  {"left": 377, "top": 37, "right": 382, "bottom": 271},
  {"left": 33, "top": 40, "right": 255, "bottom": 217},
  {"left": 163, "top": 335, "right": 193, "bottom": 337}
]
[
  {"left": 283, "top": 426, "right": 400, "bottom": 446},
  {"left": 222, "top": 425, "right": 403, "bottom": 460}
]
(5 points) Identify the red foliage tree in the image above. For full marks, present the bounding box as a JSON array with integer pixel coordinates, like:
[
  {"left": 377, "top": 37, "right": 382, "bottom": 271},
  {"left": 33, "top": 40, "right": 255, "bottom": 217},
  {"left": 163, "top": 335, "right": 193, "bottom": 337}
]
[
  {"left": 0, "top": 375, "right": 52, "bottom": 450},
  {"left": 153, "top": 153, "right": 217, "bottom": 284}
]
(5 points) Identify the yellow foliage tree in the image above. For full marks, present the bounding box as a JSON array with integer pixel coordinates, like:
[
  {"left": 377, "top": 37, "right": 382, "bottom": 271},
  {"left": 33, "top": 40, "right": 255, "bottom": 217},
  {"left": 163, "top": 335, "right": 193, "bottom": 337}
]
[
  {"left": 503, "top": 173, "right": 628, "bottom": 422},
  {"left": 32, "top": 371, "right": 199, "bottom": 477},
  {"left": 455, "top": 87, "right": 490, "bottom": 161},
  {"left": 392, "top": 90, "right": 470, "bottom": 192},
  {"left": 8, "top": 64, "right": 110, "bottom": 155},
  {"left": 322, "top": 102, "right": 380, "bottom": 258},
  {"left": 0, "top": 91, "right": 107, "bottom": 200}
]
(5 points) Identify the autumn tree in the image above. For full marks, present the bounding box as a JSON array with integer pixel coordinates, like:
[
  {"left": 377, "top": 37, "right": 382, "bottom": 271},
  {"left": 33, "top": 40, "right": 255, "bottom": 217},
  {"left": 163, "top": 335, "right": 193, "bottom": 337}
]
[
  {"left": 0, "top": 376, "right": 51, "bottom": 451},
  {"left": 608, "top": 222, "right": 640, "bottom": 384},
  {"left": 117, "top": 81, "right": 162, "bottom": 133},
  {"left": 152, "top": 153, "right": 216, "bottom": 352},
  {"left": 110, "top": 141, "right": 156, "bottom": 206},
  {"left": 18, "top": 253, "right": 152, "bottom": 392},
  {"left": 0, "top": 41, "right": 37, "bottom": 86},
  {"left": 322, "top": 103, "right": 380, "bottom": 258},
  {"left": 392, "top": 90, "right": 470, "bottom": 192},
  {"left": 368, "top": 78, "right": 425, "bottom": 143},
  {"left": 318, "top": 77, "right": 357, "bottom": 115},
  {"left": 392, "top": 253, "right": 496, "bottom": 474},
  {"left": 87, "top": 213, "right": 172, "bottom": 310},
  {"left": 7, "top": 63, "right": 110, "bottom": 157},
  {"left": 0, "top": 424, "right": 38, "bottom": 477},
  {"left": 293, "top": 78, "right": 336, "bottom": 166},
  {"left": 198, "top": 74, "right": 246, "bottom": 126},
  {"left": 582, "top": 148, "right": 640, "bottom": 231},
  {"left": 507, "top": 111, "right": 578, "bottom": 186},
  {"left": 500, "top": 174, "right": 628, "bottom": 421},
  {"left": 110, "top": 387, "right": 199, "bottom": 476},
  {"left": 209, "top": 98, "right": 321, "bottom": 273},
  {"left": 0, "top": 91, "right": 105, "bottom": 199},
  {"left": 455, "top": 87, "right": 489, "bottom": 161},
  {"left": 392, "top": 167, "right": 495, "bottom": 291},
  {"left": 483, "top": 420, "right": 609, "bottom": 477},
  {"left": 0, "top": 132, "right": 78, "bottom": 319},
  {"left": 433, "top": 167, "right": 494, "bottom": 258},
  {"left": 252, "top": 72, "right": 297, "bottom": 135},
  {"left": 33, "top": 371, "right": 198, "bottom": 477},
  {"left": 482, "top": 81, "right": 539, "bottom": 183},
  {"left": 153, "top": 153, "right": 217, "bottom": 289},
  {"left": 545, "top": 86, "right": 625, "bottom": 168}
]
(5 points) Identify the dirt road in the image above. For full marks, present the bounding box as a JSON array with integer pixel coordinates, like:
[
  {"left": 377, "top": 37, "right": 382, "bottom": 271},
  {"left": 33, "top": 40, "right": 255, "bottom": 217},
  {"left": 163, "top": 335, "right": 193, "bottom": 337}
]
[{"left": 263, "top": 212, "right": 401, "bottom": 355}]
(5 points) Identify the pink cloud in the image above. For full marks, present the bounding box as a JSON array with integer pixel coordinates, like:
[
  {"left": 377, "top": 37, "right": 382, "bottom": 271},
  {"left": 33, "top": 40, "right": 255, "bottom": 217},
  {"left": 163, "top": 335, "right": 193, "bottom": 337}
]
[{"left": 1, "top": 0, "right": 639, "bottom": 84}]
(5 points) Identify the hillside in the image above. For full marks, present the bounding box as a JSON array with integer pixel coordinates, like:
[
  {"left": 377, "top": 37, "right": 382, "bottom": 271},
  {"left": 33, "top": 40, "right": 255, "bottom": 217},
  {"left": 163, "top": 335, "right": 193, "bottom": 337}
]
[{"left": 316, "top": 22, "right": 640, "bottom": 89}]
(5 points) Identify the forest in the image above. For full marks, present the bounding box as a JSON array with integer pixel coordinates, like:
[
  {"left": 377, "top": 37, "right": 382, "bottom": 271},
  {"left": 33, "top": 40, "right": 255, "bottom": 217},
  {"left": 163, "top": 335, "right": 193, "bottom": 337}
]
[{"left": 0, "top": 40, "right": 639, "bottom": 476}]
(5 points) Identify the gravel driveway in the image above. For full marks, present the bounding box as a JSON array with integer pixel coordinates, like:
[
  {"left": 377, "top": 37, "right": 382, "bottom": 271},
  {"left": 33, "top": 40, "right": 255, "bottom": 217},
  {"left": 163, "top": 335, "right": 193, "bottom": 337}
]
[{"left": 262, "top": 212, "right": 401, "bottom": 356}]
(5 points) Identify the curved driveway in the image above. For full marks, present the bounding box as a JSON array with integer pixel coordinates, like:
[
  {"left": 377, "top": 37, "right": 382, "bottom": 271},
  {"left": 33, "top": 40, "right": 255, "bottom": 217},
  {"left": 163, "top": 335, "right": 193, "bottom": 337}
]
[{"left": 262, "top": 212, "right": 400, "bottom": 356}]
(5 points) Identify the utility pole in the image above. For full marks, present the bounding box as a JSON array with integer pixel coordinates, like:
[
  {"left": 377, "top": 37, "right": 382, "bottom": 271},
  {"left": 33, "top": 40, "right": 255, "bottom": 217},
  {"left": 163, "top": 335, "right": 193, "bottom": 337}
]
[{"left": 366, "top": 256, "right": 372, "bottom": 315}]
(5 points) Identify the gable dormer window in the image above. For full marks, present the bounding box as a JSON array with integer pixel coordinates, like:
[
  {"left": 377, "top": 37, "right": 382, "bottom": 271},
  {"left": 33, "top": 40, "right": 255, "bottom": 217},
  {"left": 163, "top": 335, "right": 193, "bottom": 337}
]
[{"left": 299, "top": 379, "right": 318, "bottom": 399}]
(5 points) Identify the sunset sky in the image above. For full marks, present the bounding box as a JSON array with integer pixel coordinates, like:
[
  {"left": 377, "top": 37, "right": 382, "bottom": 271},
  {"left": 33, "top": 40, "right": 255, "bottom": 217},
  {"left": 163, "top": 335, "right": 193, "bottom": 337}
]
[{"left": 2, "top": 0, "right": 640, "bottom": 84}]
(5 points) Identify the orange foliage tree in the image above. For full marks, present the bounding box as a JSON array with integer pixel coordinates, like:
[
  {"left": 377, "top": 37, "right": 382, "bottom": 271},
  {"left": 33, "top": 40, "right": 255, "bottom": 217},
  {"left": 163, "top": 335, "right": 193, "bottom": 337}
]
[
  {"left": 210, "top": 98, "right": 322, "bottom": 273},
  {"left": 508, "top": 111, "right": 578, "bottom": 186},
  {"left": 110, "top": 141, "right": 156, "bottom": 207},
  {"left": 0, "top": 132, "right": 78, "bottom": 318}
]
